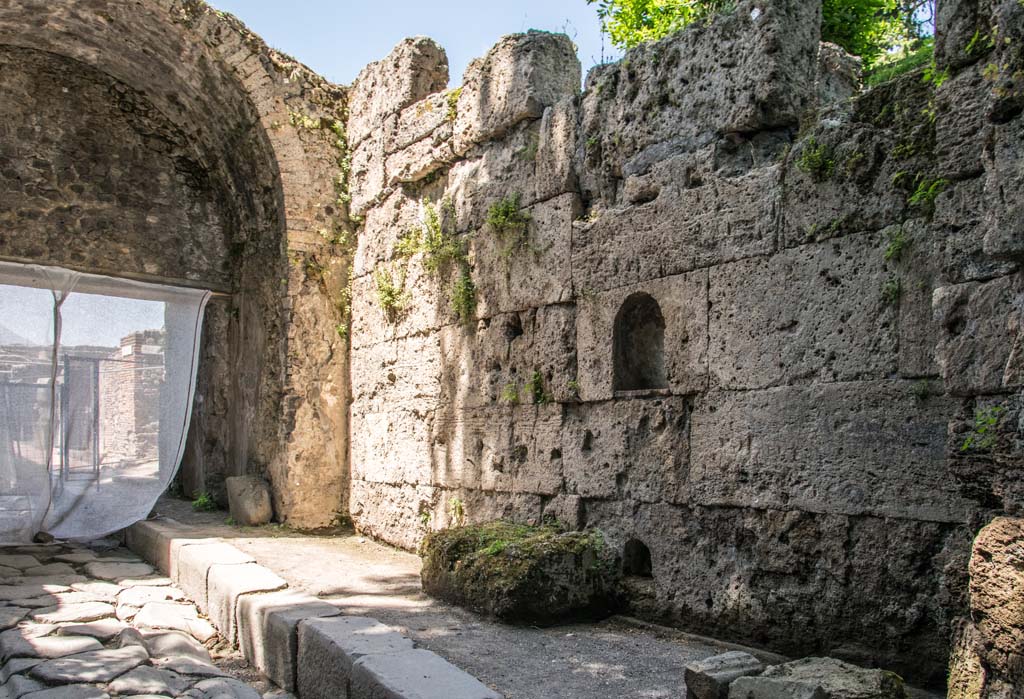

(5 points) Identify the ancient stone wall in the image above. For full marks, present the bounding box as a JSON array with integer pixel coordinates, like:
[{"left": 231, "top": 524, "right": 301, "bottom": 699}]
[
  {"left": 0, "top": 0, "right": 354, "bottom": 528},
  {"left": 344, "top": 0, "right": 1024, "bottom": 685}
]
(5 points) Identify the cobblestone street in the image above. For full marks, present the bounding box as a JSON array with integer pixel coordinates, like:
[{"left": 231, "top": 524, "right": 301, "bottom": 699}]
[{"left": 0, "top": 540, "right": 279, "bottom": 699}]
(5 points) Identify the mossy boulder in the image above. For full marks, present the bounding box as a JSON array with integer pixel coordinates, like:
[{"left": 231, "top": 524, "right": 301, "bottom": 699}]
[{"left": 420, "top": 521, "right": 622, "bottom": 624}]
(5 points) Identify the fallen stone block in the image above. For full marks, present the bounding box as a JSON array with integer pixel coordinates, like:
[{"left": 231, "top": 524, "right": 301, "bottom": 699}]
[
  {"left": 729, "top": 676, "right": 828, "bottom": 699},
  {"left": 351, "top": 648, "right": 503, "bottom": 699},
  {"left": 730, "top": 657, "right": 908, "bottom": 699},
  {"left": 206, "top": 563, "right": 287, "bottom": 645},
  {"left": 225, "top": 476, "right": 274, "bottom": 527},
  {"left": 296, "top": 616, "right": 413, "bottom": 699},
  {"left": 686, "top": 651, "right": 764, "bottom": 699},
  {"left": 237, "top": 590, "right": 339, "bottom": 691}
]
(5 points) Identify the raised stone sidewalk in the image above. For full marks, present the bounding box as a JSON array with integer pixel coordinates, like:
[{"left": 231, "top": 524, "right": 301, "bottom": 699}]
[
  {"left": 124, "top": 517, "right": 502, "bottom": 699},
  {"left": 0, "top": 540, "right": 270, "bottom": 698}
]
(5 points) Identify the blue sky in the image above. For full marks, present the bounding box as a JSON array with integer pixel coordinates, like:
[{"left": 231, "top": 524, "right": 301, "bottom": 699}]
[{"left": 208, "top": 1, "right": 618, "bottom": 86}]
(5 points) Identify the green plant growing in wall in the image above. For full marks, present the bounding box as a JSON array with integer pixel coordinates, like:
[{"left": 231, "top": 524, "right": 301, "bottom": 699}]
[
  {"left": 373, "top": 266, "right": 410, "bottom": 323},
  {"left": 908, "top": 176, "right": 948, "bottom": 216},
  {"left": 446, "top": 87, "right": 462, "bottom": 122},
  {"left": 500, "top": 381, "right": 520, "bottom": 405},
  {"left": 881, "top": 276, "right": 902, "bottom": 306},
  {"left": 911, "top": 379, "right": 934, "bottom": 402},
  {"left": 525, "top": 371, "right": 552, "bottom": 405},
  {"left": 449, "top": 497, "right": 466, "bottom": 526},
  {"left": 796, "top": 138, "right": 835, "bottom": 180},
  {"left": 486, "top": 194, "right": 532, "bottom": 256},
  {"left": 961, "top": 405, "right": 1006, "bottom": 452},
  {"left": 884, "top": 227, "right": 909, "bottom": 262},
  {"left": 567, "top": 379, "right": 581, "bottom": 398},
  {"left": 191, "top": 492, "right": 217, "bottom": 512},
  {"left": 450, "top": 266, "right": 477, "bottom": 323}
]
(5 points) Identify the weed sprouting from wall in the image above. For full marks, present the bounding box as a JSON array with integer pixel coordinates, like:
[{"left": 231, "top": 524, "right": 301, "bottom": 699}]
[
  {"left": 486, "top": 194, "right": 532, "bottom": 256},
  {"left": 962, "top": 405, "right": 1006, "bottom": 452},
  {"left": 374, "top": 265, "right": 410, "bottom": 323},
  {"left": 796, "top": 137, "right": 835, "bottom": 180}
]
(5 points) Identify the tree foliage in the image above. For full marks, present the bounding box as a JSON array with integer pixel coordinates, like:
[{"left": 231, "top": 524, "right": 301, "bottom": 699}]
[{"left": 587, "top": 0, "right": 934, "bottom": 69}]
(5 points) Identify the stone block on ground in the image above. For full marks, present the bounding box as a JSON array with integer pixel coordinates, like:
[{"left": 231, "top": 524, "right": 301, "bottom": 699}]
[
  {"left": 351, "top": 648, "right": 503, "bottom": 699},
  {"left": 420, "top": 521, "right": 621, "bottom": 623},
  {"left": 225, "top": 476, "right": 274, "bottom": 527},
  {"left": 685, "top": 651, "right": 765, "bottom": 699},
  {"left": 238, "top": 591, "right": 340, "bottom": 691},
  {"left": 296, "top": 616, "right": 413, "bottom": 699},
  {"left": 206, "top": 563, "right": 287, "bottom": 644},
  {"left": 730, "top": 657, "right": 907, "bottom": 699}
]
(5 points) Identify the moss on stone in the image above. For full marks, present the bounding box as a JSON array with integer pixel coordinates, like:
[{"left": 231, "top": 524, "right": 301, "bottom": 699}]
[{"left": 420, "top": 520, "right": 622, "bottom": 624}]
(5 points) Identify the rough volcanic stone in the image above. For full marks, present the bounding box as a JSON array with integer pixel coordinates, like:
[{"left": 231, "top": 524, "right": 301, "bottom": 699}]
[
  {"left": 0, "top": 585, "right": 68, "bottom": 602},
  {"left": 238, "top": 591, "right": 339, "bottom": 691},
  {"left": 749, "top": 658, "right": 907, "bottom": 698},
  {"left": 0, "top": 608, "right": 28, "bottom": 631},
  {"left": 83, "top": 563, "right": 154, "bottom": 582},
  {"left": 108, "top": 665, "right": 190, "bottom": 696},
  {"left": 225, "top": 476, "right": 274, "bottom": 527},
  {"left": 296, "top": 616, "right": 414, "bottom": 699},
  {"left": 0, "top": 630, "right": 101, "bottom": 661},
  {"left": 31, "top": 602, "right": 115, "bottom": 624},
  {"left": 729, "top": 676, "right": 827, "bottom": 699},
  {"left": 53, "top": 553, "right": 96, "bottom": 565},
  {"left": 0, "top": 658, "right": 42, "bottom": 683},
  {"left": 22, "top": 564, "right": 75, "bottom": 578},
  {"left": 3, "top": 673, "right": 45, "bottom": 697},
  {"left": 56, "top": 619, "right": 128, "bottom": 642},
  {"left": 351, "top": 648, "right": 503, "bottom": 699},
  {"left": 0, "top": 558, "right": 38, "bottom": 572},
  {"left": 685, "top": 651, "right": 764, "bottom": 699},
  {"left": 30, "top": 645, "right": 148, "bottom": 684},
  {"left": 133, "top": 603, "right": 216, "bottom": 643},
  {"left": 180, "top": 678, "right": 260, "bottom": 699},
  {"left": 206, "top": 564, "right": 287, "bottom": 644},
  {"left": 22, "top": 687, "right": 109, "bottom": 699}
]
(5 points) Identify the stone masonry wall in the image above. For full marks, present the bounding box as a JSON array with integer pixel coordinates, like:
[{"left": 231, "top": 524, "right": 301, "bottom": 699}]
[{"left": 345, "top": 0, "right": 1024, "bottom": 686}]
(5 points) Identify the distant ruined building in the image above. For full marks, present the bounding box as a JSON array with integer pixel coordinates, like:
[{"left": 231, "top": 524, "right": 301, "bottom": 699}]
[{"left": 0, "top": 0, "right": 1022, "bottom": 693}]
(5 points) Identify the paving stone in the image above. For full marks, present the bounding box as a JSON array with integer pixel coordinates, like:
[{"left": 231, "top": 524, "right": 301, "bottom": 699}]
[
  {"left": 175, "top": 544, "right": 254, "bottom": 611},
  {"left": 156, "top": 656, "right": 229, "bottom": 678},
  {"left": 30, "top": 645, "right": 149, "bottom": 684},
  {"left": 21, "top": 565, "right": 75, "bottom": 579},
  {"left": 22, "top": 686, "right": 109, "bottom": 699},
  {"left": 118, "top": 577, "right": 173, "bottom": 589},
  {"left": 297, "top": 616, "right": 414, "bottom": 699},
  {"left": 180, "top": 678, "right": 260, "bottom": 699},
  {"left": 107, "top": 665, "right": 190, "bottom": 696},
  {"left": 0, "top": 586, "right": 69, "bottom": 603},
  {"left": 56, "top": 619, "right": 128, "bottom": 642},
  {"left": 117, "top": 586, "right": 185, "bottom": 608},
  {"left": 83, "top": 563, "right": 154, "bottom": 582},
  {"left": 0, "top": 568, "right": 21, "bottom": 578},
  {"left": 141, "top": 630, "right": 212, "bottom": 663},
  {"left": 2, "top": 673, "right": 44, "bottom": 697},
  {"left": 206, "top": 564, "right": 286, "bottom": 645},
  {"left": 0, "top": 558, "right": 38, "bottom": 572},
  {"left": 9, "top": 578, "right": 85, "bottom": 589},
  {"left": 351, "top": 648, "right": 504, "bottom": 699},
  {"left": 133, "top": 603, "right": 216, "bottom": 643},
  {"left": 0, "top": 658, "right": 42, "bottom": 684},
  {"left": 0, "top": 609, "right": 27, "bottom": 632},
  {"left": 69, "top": 583, "right": 121, "bottom": 602},
  {"left": 0, "top": 630, "right": 101, "bottom": 662},
  {"left": 686, "top": 651, "right": 764, "bottom": 699},
  {"left": 31, "top": 602, "right": 115, "bottom": 624},
  {"left": 52, "top": 553, "right": 96, "bottom": 565},
  {"left": 238, "top": 591, "right": 340, "bottom": 691}
]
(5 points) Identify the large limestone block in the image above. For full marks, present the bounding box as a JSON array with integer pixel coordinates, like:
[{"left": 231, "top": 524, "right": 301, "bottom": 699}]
[
  {"left": 351, "top": 648, "right": 503, "bottom": 699},
  {"left": 347, "top": 37, "right": 449, "bottom": 149},
  {"left": 708, "top": 232, "right": 898, "bottom": 390},
  {"left": 349, "top": 127, "right": 389, "bottom": 217},
  {"left": 685, "top": 651, "right": 764, "bottom": 699},
  {"left": 967, "top": 517, "right": 1024, "bottom": 683},
  {"left": 173, "top": 543, "right": 254, "bottom": 612},
  {"left": 296, "top": 616, "right": 413, "bottom": 699},
  {"left": 932, "top": 178, "right": 1016, "bottom": 285},
  {"left": 578, "top": 0, "right": 820, "bottom": 197},
  {"left": 237, "top": 591, "right": 340, "bottom": 691},
  {"left": 934, "top": 274, "right": 1022, "bottom": 395},
  {"left": 535, "top": 98, "right": 578, "bottom": 202},
  {"left": 389, "top": 91, "right": 454, "bottom": 153},
  {"left": 453, "top": 31, "right": 579, "bottom": 156},
  {"left": 225, "top": 476, "right": 273, "bottom": 527},
  {"left": 572, "top": 165, "right": 778, "bottom": 294},
  {"left": 205, "top": 563, "right": 287, "bottom": 645},
  {"left": 349, "top": 407, "right": 436, "bottom": 487},
  {"left": 384, "top": 128, "right": 454, "bottom": 186},
  {"left": 350, "top": 333, "right": 443, "bottom": 411},
  {"left": 729, "top": 676, "right": 827, "bottom": 699},
  {"left": 983, "top": 117, "right": 1024, "bottom": 260},
  {"left": 576, "top": 269, "right": 708, "bottom": 401},
  {"left": 738, "top": 657, "right": 907, "bottom": 699},
  {"left": 690, "top": 381, "right": 967, "bottom": 522},
  {"left": 561, "top": 398, "right": 691, "bottom": 504},
  {"left": 351, "top": 189, "right": 425, "bottom": 279},
  {"left": 349, "top": 481, "right": 438, "bottom": 551},
  {"left": 470, "top": 192, "right": 578, "bottom": 315}
]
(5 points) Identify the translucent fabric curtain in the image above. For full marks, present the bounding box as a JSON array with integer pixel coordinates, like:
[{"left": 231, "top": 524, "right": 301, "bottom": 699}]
[{"left": 0, "top": 261, "right": 210, "bottom": 543}]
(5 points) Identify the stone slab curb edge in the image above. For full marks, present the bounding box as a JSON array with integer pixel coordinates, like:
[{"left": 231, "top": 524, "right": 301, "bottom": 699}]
[{"left": 122, "top": 518, "right": 505, "bottom": 699}]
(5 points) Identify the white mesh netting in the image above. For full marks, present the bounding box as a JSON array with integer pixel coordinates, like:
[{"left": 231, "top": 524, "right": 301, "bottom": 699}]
[{"left": 0, "top": 261, "right": 210, "bottom": 543}]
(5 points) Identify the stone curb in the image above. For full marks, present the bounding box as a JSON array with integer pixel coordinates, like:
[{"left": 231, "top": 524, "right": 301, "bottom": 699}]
[{"left": 123, "top": 518, "right": 505, "bottom": 699}]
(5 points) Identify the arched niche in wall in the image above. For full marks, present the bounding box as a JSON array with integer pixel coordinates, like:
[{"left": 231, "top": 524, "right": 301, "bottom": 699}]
[
  {"left": 623, "top": 538, "right": 653, "bottom": 578},
  {"left": 613, "top": 292, "right": 668, "bottom": 392}
]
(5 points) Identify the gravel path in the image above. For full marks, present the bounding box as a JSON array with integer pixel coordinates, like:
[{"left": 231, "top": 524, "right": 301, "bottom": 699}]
[{"left": 0, "top": 539, "right": 283, "bottom": 699}]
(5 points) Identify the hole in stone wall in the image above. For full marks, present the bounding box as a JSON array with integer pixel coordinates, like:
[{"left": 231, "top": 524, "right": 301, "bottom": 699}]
[
  {"left": 613, "top": 293, "right": 668, "bottom": 392},
  {"left": 623, "top": 538, "right": 653, "bottom": 578}
]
